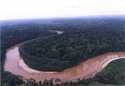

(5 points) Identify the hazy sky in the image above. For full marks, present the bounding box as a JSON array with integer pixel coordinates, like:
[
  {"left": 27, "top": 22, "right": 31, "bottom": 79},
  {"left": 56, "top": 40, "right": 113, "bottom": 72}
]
[{"left": 0, "top": 0, "right": 125, "bottom": 20}]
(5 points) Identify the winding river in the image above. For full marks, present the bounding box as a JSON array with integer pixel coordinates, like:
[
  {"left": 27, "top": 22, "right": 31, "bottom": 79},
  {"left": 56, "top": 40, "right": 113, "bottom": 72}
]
[{"left": 4, "top": 45, "right": 125, "bottom": 84}]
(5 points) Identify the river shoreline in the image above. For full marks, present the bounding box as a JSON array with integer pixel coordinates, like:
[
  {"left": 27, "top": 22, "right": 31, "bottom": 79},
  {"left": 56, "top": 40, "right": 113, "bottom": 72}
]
[{"left": 4, "top": 45, "right": 125, "bottom": 84}]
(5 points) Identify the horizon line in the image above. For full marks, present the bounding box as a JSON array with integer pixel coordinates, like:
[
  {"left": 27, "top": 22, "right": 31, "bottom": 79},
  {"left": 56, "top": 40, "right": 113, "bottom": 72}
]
[{"left": 0, "top": 14, "right": 125, "bottom": 22}]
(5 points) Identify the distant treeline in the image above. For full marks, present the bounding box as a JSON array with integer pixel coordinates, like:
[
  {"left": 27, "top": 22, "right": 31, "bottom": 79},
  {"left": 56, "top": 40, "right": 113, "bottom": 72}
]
[{"left": 1, "top": 17, "right": 125, "bottom": 86}]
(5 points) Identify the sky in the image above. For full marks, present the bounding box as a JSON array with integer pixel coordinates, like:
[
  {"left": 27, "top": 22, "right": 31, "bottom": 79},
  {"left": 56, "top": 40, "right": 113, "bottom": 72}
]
[{"left": 0, "top": 0, "right": 125, "bottom": 20}]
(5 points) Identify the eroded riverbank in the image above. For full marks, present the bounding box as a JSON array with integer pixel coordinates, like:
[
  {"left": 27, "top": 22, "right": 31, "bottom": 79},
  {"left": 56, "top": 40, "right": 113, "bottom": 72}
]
[{"left": 4, "top": 45, "right": 125, "bottom": 83}]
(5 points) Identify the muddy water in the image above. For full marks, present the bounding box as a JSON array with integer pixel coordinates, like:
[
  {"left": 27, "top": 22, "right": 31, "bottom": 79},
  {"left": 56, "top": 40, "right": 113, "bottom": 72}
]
[{"left": 4, "top": 45, "right": 125, "bottom": 83}]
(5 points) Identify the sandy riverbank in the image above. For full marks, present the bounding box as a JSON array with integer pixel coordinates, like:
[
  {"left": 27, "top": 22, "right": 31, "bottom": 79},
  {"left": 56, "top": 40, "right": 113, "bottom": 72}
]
[{"left": 4, "top": 45, "right": 125, "bottom": 83}]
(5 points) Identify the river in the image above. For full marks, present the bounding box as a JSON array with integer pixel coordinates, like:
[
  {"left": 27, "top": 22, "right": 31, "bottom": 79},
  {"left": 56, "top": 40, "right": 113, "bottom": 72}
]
[{"left": 4, "top": 45, "right": 125, "bottom": 83}]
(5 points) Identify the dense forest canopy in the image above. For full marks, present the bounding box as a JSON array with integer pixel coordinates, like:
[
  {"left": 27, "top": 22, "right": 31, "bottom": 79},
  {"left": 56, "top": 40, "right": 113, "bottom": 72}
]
[
  {"left": 94, "top": 59, "right": 125, "bottom": 84},
  {"left": 1, "top": 16, "right": 125, "bottom": 86},
  {"left": 19, "top": 29, "right": 125, "bottom": 71}
]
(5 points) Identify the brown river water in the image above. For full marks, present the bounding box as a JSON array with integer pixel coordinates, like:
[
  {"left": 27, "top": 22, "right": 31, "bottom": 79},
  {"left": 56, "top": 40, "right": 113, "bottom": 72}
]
[{"left": 4, "top": 45, "right": 125, "bottom": 83}]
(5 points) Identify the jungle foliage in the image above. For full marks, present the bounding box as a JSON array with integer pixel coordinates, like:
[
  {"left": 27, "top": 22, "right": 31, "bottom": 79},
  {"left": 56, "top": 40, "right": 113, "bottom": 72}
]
[
  {"left": 19, "top": 29, "right": 125, "bottom": 71},
  {"left": 1, "top": 17, "right": 125, "bottom": 86}
]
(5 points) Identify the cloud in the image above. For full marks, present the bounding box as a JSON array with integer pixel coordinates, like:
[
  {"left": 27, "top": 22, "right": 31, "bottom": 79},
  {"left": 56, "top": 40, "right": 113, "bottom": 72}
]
[{"left": 0, "top": 0, "right": 125, "bottom": 20}]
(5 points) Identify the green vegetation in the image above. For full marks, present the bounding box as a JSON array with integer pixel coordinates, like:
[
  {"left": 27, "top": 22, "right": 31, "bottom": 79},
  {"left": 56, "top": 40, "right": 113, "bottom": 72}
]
[
  {"left": 19, "top": 30, "right": 125, "bottom": 71},
  {"left": 1, "top": 24, "right": 58, "bottom": 86},
  {"left": 1, "top": 17, "right": 125, "bottom": 85},
  {"left": 1, "top": 72, "right": 104, "bottom": 86},
  {"left": 94, "top": 59, "right": 125, "bottom": 85}
]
